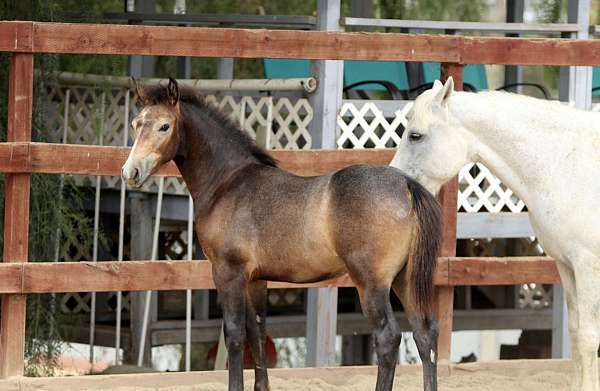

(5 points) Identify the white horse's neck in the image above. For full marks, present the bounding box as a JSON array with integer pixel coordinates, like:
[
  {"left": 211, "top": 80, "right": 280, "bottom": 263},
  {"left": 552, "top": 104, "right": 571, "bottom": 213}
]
[{"left": 448, "top": 91, "right": 599, "bottom": 206}]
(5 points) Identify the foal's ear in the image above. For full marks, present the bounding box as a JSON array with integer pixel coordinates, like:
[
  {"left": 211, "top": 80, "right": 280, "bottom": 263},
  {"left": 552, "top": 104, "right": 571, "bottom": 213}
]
[
  {"left": 167, "top": 77, "right": 180, "bottom": 106},
  {"left": 433, "top": 77, "right": 454, "bottom": 105},
  {"left": 131, "top": 77, "right": 147, "bottom": 106}
]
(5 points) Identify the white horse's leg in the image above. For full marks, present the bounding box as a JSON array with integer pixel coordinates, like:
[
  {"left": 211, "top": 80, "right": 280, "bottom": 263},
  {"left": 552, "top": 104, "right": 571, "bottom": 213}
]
[
  {"left": 572, "top": 255, "right": 600, "bottom": 391},
  {"left": 555, "top": 262, "right": 581, "bottom": 390}
]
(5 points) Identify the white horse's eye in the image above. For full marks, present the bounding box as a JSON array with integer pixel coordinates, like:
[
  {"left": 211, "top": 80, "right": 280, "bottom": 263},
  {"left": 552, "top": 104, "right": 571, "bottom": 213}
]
[{"left": 408, "top": 132, "right": 423, "bottom": 142}]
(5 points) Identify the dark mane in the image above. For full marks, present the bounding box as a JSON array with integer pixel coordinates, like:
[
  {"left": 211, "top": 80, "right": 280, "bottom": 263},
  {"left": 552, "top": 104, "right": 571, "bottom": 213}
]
[{"left": 139, "top": 82, "right": 278, "bottom": 168}]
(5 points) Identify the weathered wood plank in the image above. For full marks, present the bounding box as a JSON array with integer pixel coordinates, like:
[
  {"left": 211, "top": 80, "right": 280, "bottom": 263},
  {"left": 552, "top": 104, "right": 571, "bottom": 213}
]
[
  {"left": 0, "top": 21, "right": 33, "bottom": 52},
  {"left": 0, "top": 142, "right": 396, "bottom": 177},
  {"left": 0, "top": 257, "right": 559, "bottom": 294},
  {"left": 460, "top": 36, "right": 600, "bottom": 66},
  {"left": 27, "top": 22, "right": 459, "bottom": 61},
  {"left": 447, "top": 256, "right": 558, "bottom": 285},
  {"left": 0, "top": 52, "right": 33, "bottom": 379},
  {"left": 1, "top": 22, "right": 600, "bottom": 66}
]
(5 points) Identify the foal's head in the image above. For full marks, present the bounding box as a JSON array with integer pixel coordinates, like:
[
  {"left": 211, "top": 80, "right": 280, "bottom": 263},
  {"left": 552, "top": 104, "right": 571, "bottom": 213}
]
[
  {"left": 122, "top": 78, "right": 183, "bottom": 187},
  {"left": 392, "top": 77, "right": 471, "bottom": 194}
]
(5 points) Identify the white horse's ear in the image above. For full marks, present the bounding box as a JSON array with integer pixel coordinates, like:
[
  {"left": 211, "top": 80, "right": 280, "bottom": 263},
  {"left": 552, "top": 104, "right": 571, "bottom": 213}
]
[
  {"left": 433, "top": 77, "right": 454, "bottom": 104},
  {"left": 432, "top": 79, "right": 443, "bottom": 90}
]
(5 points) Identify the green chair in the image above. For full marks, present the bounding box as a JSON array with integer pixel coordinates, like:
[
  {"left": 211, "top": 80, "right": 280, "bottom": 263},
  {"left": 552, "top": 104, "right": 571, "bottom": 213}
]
[
  {"left": 420, "top": 62, "right": 550, "bottom": 99},
  {"left": 343, "top": 60, "right": 409, "bottom": 99},
  {"left": 263, "top": 58, "right": 409, "bottom": 99}
]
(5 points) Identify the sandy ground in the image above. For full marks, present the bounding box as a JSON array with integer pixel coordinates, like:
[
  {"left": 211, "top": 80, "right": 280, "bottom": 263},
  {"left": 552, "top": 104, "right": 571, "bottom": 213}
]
[
  {"left": 2, "top": 359, "right": 574, "bottom": 391},
  {"left": 147, "top": 371, "right": 569, "bottom": 391}
]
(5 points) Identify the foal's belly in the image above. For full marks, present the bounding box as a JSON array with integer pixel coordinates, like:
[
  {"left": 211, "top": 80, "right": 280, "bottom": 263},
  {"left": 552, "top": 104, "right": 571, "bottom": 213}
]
[{"left": 252, "top": 246, "right": 347, "bottom": 284}]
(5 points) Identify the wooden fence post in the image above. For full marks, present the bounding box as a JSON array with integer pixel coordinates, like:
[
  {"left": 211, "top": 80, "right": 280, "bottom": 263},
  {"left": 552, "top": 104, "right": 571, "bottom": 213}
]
[
  {"left": 0, "top": 52, "right": 34, "bottom": 378},
  {"left": 435, "top": 63, "right": 463, "bottom": 363}
]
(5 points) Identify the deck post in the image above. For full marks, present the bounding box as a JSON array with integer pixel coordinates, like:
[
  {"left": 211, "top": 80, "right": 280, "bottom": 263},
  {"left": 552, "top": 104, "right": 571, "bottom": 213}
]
[
  {"left": 504, "top": 0, "right": 524, "bottom": 91},
  {"left": 128, "top": 194, "right": 154, "bottom": 366},
  {"left": 435, "top": 63, "right": 462, "bottom": 363},
  {"left": 306, "top": 0, "right": 343, "bottom": 367},
  {"left": 0, "top": 52, "right": 34, "bottom": 378}
]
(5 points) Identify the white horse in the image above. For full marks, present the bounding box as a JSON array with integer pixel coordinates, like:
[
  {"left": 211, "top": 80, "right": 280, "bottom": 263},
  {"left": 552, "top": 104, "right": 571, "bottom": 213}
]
[{"left": 390, "top": 78, "right": 600, "bottom": 391}]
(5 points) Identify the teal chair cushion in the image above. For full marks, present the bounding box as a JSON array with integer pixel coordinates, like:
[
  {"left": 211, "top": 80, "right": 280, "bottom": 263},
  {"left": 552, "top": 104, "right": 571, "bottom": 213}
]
[
  {"left": 263, "top": 58, "right": 311, "bottom": 79},
  {"left": 423, "top": 62, "right": 489, "bottom": 91},
  {"left": 593, "top": 67, "right": 600, "bottom": 96},
  {"left": 344, "top": 60, "right": 409, "bottom": 91}
]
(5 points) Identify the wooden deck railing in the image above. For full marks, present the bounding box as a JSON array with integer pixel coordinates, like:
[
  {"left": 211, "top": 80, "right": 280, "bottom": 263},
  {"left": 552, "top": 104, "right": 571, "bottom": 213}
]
[{"left": 1, "top": 20, "right": 595, "bottom": 379}]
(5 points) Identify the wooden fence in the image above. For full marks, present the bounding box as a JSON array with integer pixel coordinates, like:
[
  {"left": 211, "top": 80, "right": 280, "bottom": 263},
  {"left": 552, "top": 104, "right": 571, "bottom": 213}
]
[{"left": 2, "top": 20, "right": 594, "bottom": 380}]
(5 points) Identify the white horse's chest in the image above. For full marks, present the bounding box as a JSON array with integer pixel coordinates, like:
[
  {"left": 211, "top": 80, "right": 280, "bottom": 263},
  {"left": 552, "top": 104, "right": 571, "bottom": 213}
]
[{"left": 526, "top": 181, "right": 600, "bottom": 266}]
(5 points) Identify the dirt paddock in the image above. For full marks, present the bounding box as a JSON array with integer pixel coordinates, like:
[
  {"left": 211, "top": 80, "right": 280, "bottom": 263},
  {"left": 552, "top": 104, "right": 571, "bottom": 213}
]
[{"left": 0, "top": 359, "right": 574, "bottom": 391}]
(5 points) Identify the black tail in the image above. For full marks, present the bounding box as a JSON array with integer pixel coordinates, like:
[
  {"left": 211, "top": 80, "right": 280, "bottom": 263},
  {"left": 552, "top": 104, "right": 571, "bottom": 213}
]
[{"left": 406, "top": 177, "right": 442, "bottom": 320}]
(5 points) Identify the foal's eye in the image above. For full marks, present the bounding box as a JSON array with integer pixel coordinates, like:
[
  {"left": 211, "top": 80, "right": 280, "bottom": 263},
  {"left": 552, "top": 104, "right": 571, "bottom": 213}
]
[
  {"left": 158, "top": 123, "right": 170, "bottom": 132},
  {"left": 408, "top": 132, "right": 423, "bottom": 142}
]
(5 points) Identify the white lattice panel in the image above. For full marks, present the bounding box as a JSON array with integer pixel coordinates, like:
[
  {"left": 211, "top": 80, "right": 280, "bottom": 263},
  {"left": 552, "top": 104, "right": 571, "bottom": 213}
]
[
  {"left": 336, "top": 100, "right": 529, "bottom": 213},
  {"left": 458, "top": 163, "right": 526, "bottom": 213},
  {"left": 47, "top": 85, "right": 313, "bottom": 195},
  {"left": 272, "top": 98, "right": 313, "bottom": 150},
  {"left": 337, "top": 102, "right": 409, "bottom": 149}
]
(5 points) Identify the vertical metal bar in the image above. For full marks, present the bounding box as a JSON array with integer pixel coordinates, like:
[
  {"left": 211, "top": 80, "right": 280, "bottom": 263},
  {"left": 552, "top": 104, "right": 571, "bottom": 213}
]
[
  {"left": 239, "top": 98, "right": 247, "bottom": 130},
  {"left": 89, "top": 92, "right": 106, "bottom": 366},
  {"left": 434, "top": 63, "right": 462, "bottom": 363},
  {"left": 137, "top": 176, "right": 165, "bottom": 367},
  {"left": 49, "top": 88, "right": 71, "bottom": 344},
  {"left": 0, "top": 52, "right": 34, "bottom": 379},
  {"left": 185, "top": 195, "right": 193, "bottom": 372},
  {"left": 54, "top": 89, "right": 71, "bottom": 262},
  {"left": 504, "top": 0, "right": 524, "bottom": 91},
  {"left": 265, "top": 96, "right": 273, "bottom": 149},
  {"left": 305, "top": 0, "right": 343, "bottom": 368},
  {"left": 115, "top": 90, "right": 130, "bottom": 365}
]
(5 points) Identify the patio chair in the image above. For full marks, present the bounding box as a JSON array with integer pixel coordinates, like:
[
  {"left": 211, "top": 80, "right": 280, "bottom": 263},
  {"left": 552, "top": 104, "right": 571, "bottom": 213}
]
[
  {"left": 263, "top": 58, "right": 408, "bottom": 99},
  {"left": 415, "top": 62, "right": 551, "bottom": 99}
]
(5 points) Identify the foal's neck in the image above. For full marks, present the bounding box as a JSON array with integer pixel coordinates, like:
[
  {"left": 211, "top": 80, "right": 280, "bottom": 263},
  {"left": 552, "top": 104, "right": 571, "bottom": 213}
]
[
  {"left": 174, "top": 103, "right": 269, "bottom": 214},
  {"left": 449, "top": 91, "right": 592, "bottom": 204}
]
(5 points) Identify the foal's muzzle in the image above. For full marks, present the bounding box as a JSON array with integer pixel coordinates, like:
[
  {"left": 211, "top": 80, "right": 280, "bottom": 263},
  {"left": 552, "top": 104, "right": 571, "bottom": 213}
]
[{"left": 122, "top": 161, "right": 146, "bottom": 188}]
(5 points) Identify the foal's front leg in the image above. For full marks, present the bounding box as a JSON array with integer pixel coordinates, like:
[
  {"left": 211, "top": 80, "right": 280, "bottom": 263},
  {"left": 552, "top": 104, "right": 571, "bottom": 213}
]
[
  {"left": 246, "top": 280, "right": 270, "bottom": 391},
  {"left": 213, "top": 263, "right": 247, "bottom": 391}
]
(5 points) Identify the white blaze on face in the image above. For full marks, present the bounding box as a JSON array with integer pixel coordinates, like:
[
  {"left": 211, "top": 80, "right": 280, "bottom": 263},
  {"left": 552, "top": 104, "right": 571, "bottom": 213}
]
[{"left": 121, "top": 107, "right": 176, "bottom": 187}]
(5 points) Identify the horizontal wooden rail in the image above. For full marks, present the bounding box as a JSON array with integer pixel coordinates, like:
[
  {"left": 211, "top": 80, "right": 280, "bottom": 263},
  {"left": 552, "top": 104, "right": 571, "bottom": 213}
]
[
  {"left": 0, "top": 142, "right": 395, "bottom": 177},
  {"left": 0, "top": 257, "right": 558, "bottom": 294},
  {"left": 2, "top": 21, "right": 600, "bottom": 65}
]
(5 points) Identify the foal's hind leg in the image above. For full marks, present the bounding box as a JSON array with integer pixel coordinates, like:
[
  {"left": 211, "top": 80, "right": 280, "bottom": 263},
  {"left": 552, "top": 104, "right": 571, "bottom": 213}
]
[
  {"left": 213, "top": 262, "right": 247, "bottom": 391},
  {"left": 246, "top": 280, "right": 270, "bottom": 391},
  {"left": 355, "top": 282, "right": 401, "bottom": 391},
  {"left": 392, "top": 268, "right": 438, "bottom": 391}
]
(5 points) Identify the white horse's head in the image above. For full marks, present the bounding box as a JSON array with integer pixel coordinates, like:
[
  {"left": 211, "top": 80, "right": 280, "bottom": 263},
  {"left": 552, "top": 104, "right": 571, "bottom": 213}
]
[{"left": 391, "top": 77, "right": 471, "bottom": 194}]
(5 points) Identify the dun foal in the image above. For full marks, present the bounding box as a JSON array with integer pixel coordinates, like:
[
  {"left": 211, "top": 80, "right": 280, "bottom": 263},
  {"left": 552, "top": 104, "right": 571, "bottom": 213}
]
[{"left": 122, "top": 78, "right": 441, "bottom": 391}]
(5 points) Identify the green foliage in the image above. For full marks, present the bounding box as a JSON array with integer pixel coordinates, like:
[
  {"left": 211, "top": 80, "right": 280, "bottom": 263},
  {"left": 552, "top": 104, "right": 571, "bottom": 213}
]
[
  {"left": 533, "top": 0, "right": 565, "bottom": 23},
  {"left": 377, "top": 0, "right": 486, "bottom": 23},
  {"left": 0, "top": 0, "right": 107, "bottom": 376}
]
